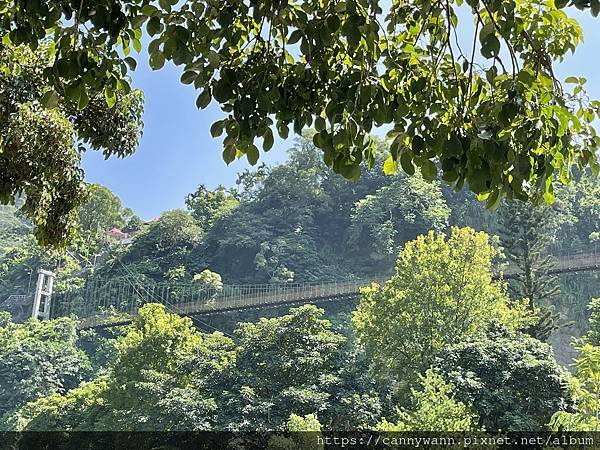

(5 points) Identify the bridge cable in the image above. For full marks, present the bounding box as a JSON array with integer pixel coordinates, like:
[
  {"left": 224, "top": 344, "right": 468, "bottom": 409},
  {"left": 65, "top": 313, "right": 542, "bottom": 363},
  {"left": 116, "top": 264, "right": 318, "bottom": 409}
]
[{"left": 115, "top": 260, "right": 235, "bottom": 338}]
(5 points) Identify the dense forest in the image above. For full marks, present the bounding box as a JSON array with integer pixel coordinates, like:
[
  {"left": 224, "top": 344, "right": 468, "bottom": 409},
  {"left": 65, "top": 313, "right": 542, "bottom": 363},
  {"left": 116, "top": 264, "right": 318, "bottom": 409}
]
[
  {"left": 4, "top": 0, "right": 600, "bottom": 446},
  {"left": 1, "top": 138, "right": 599, "bottom": 441}
]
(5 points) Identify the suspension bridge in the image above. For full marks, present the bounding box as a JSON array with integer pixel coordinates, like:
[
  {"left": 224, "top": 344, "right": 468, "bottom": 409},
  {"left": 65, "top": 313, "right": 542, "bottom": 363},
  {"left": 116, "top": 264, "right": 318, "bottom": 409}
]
[{"left": 1, "top": 245, "right": 599, "bottom": 330}]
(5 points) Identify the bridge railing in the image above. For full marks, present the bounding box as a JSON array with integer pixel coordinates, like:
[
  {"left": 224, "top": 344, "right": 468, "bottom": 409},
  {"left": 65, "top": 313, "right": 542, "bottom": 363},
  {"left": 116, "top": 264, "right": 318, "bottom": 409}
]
[
  {"left": 547, "top": 242, "right": 599, "bottom": 258},
  {"left": 51, "top": 276, "right": 389, "bottom": 323},
  {"left": 51, "top": 241, "right": 600, "bottom": 326}
]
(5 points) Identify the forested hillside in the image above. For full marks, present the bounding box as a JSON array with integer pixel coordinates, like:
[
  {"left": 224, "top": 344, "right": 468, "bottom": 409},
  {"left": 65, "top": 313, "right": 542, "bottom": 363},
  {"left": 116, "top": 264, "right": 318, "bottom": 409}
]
[
  {"left": 1, "top": 138, "right": 599, "bottom": 439},
  {"left": 1, "top": 138, "right": 597, "bottom": 321},
  {"left": 4, "top": 0, "right": 600, "bottom": 443}
]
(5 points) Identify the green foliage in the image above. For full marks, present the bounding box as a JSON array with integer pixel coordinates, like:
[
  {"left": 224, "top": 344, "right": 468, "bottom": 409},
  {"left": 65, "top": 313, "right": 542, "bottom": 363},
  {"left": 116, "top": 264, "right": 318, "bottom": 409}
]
[
  {"left": 202, "top": 138, "right": 452, "bottom": 282},
  {"left": 0, "top": 202, "right": 31, "bottom": 256},
  {"left": 6, "top": 378, "right": 108, "bottom": 432},
  {"left": 11, "top": 304, "right": 236, "bottom": 432},
  {"left": 185, "top": 185, "right": 239, "bottom": 231},
  {"left": 550, "top": 343, "right": 600, "bottom": 431},
  {"left": 8, "top": 303, "right": 383, "bottom": 434},
  {"left": 0, "top": 44, "right": 144, "bottom": 246},
  {"left": 499, "top": 200, "right": 561, "bottom": 340},
  {"left": 584, "top": 298, "right": 600, "bottom": 346},
  {"left": 268, "top": 414, "right": 323, "bottom": 450},
  {"left": 116, "top": 210, "right": 202, "bottom": 281},
  {"left": 0, "top": 316, "right": 91, "bottom": 425},
  {"left": 230, "top": 305, "right": 347, "bottom": 429},
  {"left": 376, "top": 370, "right": 480, "bottom": 432},
  {"left": 224, "top": 305, "right": 384, "bottom": 431},
  {"left": 0, "top": 235, "right": 86, "bottom": 305},
  {"left": 111, "top": 304, "right": 202, "bottom": 383},
  {"left": 286, "top": 413, "right": 322, "bottom": 432},
  {"left": 568, "top": 170, "right": 600, "bottom": 245},
  {"left": 77, "top": 327, "right": 123, "bottom": 376},
  {"left": 75, "top": 184, "right": 140, "bottom": 256},
  {"left": 348, "top": 173, "right": 450, "bottom": 267},
  {"left": 353, "top": 227, "right": 532, "bottom": 380},
  {"left": 193, "top": 269, "right": 223, "bottom": 292},
  {"left": 0, "top": 130, "right": 598, "bottom": 435},
  {"left": 254, "top": 240, "right": 296, "bottom": 283},
  {"left": 77, "top": 184, "right": 133, "bottom": 235},
  {"left": 2, "top": 0, "right": 598, "bottom": 213},
  {"left": 129, "top": 210, "right": 202, "bottom": 259},
  {"left": 432, "top": 322, "right": 571, "bottom": 431}
]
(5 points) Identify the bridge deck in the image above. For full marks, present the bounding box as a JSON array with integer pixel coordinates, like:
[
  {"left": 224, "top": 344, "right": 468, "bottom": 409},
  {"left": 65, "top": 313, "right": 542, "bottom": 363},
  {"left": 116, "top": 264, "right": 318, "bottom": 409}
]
[
  {"left": 78, "top": 251, "right": 600, "bottom": 329},
  {"left": 77, "top": 279, "right": 379, "bottom": 329},
  {"left": 1, "top": 249, "right": 595, "bottom": 330}
]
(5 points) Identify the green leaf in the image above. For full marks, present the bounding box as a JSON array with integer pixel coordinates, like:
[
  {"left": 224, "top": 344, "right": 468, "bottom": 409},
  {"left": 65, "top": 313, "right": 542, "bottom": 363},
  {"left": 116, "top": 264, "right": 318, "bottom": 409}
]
[
  {"left": 326, "top": 16, "right": 341, "bottom": 32},
  {"left": 116, "top": 78, "right": 131, "bottom": 94},
  {"left": 140, "top": 4, "right": 159, "bottom": 15},
  {"left": 104, "top": 88, "right": 117, "bottom": 109},
  {"left": 383, "top": 156, "right": 397, "bottom": 175},
  {"left": 480, "top": 34, "right": 500, "bottom": 59},
  {"left": 147, "top": 17, "right": 162, "bottom": 36},
  {"left": 246, "top": 145, "right": 259, "bottom": 165},
  {"left": 181, "top": 71, "right": 197, "bottom": 85},
  {"left": 400, "top": 151, "right": 415, "bottom": 176},
  {"left": 210, "top": 120, "right": 225, "bottom": 138},
  {"left": 208, "top": 51, "right": 220, "bottom": 68},
  {"left": 447, "top": 135, "right": 463, "bottom": 156},
  {"left": 288, "top": 30, "right": 303, "bottom": 45},
  {"left": 421, "top": 160, "right": 437, "bottom": 181},
  {"left": 40, "top": 90, "right": 59, "bottom": 109},
  {"left": 315, "top": 116, "right": 326, "bottom": 132},
  {"left": 196, "top": 89, "right": 211, "bottom": 109},
  {"left": 485, "top": 190, "right": 501, "bottom": 210},
  {"left": 263, "top": 128, "right": 274, "bottom": 152},
  {"left": 222, "top": 146, "right": 236, "bottom": 164},
  {"left": 64, "top": 83, "right": 81, "bottom": 103},
  {"left": 77, "top": 85, "right": 89, "bottom": 110},
  {"left": 412, "top": 135, "right": 425, "bottom": 153},
  {"left": 479, "top": 22, "right": 495, "bottom": 40},
  {"left": 149, "top": 51, "right": 165, "bottom": 70},
  {"left": 277, "top": 122, "right": 289, "bottom": 139},
  {"left": 124, "top": 56, "right": 137, "bottom": 71},
  {"left": 213, "top": 79, "right": 232, "bottom": 102}
]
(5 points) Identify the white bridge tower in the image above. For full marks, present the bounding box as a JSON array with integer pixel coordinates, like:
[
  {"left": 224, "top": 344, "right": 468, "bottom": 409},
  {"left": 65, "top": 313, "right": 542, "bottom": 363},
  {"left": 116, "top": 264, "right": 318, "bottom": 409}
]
[{"left": 31, "top": 269, "right": 55, "bottom": 320}]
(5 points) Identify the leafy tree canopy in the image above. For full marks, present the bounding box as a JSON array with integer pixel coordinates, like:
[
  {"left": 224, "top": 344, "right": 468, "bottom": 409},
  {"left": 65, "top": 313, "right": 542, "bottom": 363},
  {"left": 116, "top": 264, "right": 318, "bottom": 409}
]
[
  {"left": 77, "top": 184, "right": 135, "bottom": 235},
  {"left": 498, "top": 200, "right": 561, "bottom": 337},
  {"left": 185, "top": 185, "right": 239, "bottom": 231},
  {"left": 432, "top": 322, "right": 571, "bottom": 431},
  {"left": 0, "top": 314, "right": 91, "bottom": 424},
  {"left": 0, "top": 44, "right": 143, "bottom": 246},
  {"left": 230, "top": 304, "right": 347, "bottom": 429},
  {"left": 114, "top": 209, "right": 203, "bottom": 281},
  {"left": 268, "top": 414, "right": 324, "bottom": 450},
  {"left": 8, "top": 304, "right": 236, "bottom": 433},
  {"left": 584, "top": 298, "right": 600, "bottom": 346},
  {"left": 7, "top": 303, "right": 383, "bottom": 435},
  {"left": 376, "top": 369, "right": 480, "bottom": 432},
  {"left": 348, "top": 172, "right": 450, "bottom": 265},
  {"left": 550, "top": 342, "right": 600, "bottom": 432},
  {"left": 2, "top": 0, "right": 599, "bottom": 213},
  {"left": 353, "top": 226, "right": 532, "bottom": 380}
]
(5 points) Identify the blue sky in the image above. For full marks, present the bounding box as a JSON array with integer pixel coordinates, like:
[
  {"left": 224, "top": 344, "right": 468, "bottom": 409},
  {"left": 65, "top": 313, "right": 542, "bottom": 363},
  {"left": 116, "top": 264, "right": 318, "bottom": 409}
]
[{"left": 82, "top": 9, "right": 600, "bottom": 220}]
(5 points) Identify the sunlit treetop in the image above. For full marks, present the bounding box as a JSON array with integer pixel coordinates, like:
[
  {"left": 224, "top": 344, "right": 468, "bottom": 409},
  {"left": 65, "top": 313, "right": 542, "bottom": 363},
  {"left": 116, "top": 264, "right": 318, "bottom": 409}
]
[{"left": 1, "top": 0, "right": 600, "bottom": 244}]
